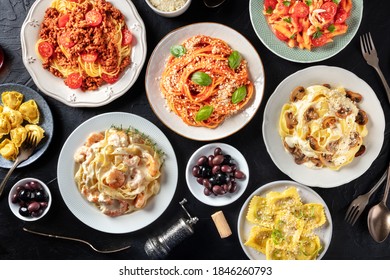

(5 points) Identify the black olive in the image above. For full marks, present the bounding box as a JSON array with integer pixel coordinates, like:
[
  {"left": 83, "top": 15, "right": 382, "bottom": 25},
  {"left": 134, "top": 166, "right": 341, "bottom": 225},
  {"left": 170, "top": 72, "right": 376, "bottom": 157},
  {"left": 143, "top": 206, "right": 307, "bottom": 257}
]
[
  {"left": 19, "top": 206, "right": 30, "bottom": 217},
  {"left": 200, "top": 165, "right": 212, "bottom": 178},
  {"left": 18, "top": 189, "right": 32, "bottom": 202},
  {"left": 215, "top": 172, "right": 229, "bottom": 185},
  {"left": 35, "top": 190, "right": 47, "bottom": 202},
  {"left": 222, "top": 155, "right": 233, "bottom": 165}
]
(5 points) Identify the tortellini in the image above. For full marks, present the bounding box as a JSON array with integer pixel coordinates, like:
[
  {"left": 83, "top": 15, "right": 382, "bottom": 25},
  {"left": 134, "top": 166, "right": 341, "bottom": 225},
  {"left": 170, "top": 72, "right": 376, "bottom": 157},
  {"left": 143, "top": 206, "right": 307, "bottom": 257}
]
[
  {"left": 244, "top": 187, "right": 326, "bottom": 260},
  {"left": 0, "top": 90, "right": 45, "bottom": 161}
]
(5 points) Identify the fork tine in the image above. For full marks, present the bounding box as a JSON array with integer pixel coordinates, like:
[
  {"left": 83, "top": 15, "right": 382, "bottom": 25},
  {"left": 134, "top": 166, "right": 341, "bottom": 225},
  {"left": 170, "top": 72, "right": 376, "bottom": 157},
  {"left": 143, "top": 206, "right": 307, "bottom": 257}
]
[
  {"left": 367, "top": 32, "right": 376, "bottom": 54},
  {"left": 345, "top": 206, "right": 358, "bottom": 224},
  {"left": 360, "top": 35, "right": 366, "bottom": 54},
  {"left": 350, "top": 209, "right": 361, "bottom": 226},
  {"left": 345, "top": 205, "right": 356, "bottom": 222}
]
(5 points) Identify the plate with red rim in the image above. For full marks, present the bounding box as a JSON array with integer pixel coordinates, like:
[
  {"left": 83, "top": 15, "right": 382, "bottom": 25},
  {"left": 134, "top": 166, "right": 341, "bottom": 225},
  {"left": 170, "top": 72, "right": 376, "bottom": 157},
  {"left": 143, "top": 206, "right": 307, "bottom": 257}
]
[{"left": 20, "top": 0, "right": 147, "bottom": 107}]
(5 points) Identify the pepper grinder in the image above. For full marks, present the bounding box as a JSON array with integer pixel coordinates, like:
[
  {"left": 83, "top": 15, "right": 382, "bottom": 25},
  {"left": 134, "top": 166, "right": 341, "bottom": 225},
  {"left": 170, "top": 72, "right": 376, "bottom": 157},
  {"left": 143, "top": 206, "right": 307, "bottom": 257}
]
[{"left": 144, "top": 198, "right": 198, "bottom": 259}]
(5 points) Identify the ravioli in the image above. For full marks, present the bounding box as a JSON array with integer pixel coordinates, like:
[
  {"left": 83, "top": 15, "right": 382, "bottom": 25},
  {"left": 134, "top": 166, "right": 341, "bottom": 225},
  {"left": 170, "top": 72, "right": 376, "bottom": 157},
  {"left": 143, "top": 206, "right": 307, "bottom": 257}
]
[{"left": 244, "top": 186, "right": 326, "bottom": 260}]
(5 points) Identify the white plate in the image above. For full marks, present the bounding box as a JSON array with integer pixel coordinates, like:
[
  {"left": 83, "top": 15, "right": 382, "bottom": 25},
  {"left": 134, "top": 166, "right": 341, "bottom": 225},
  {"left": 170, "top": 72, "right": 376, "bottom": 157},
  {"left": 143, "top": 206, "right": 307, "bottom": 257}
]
[
  {"left": 237, "top": 180, "right": 333, "bottom": 260},
  {"left": 185, "top": 143, "right": 249, "bottom": 207},
  {"left": 20, "top": 0, "right": 147, "bottom": 107},
  {"left": 57, "top": 112, "right": 178, "bottom": 233},
  {"left": 0, "top": 83, "right": 53, "bottom": 169},
  {"left": 145, "top": 22, "right": 265, "bottom": 141},
  {"left": 263, "top": 66, "right": 385, "bottom": 188},
  {"left": 249, "top": 0, "right": 363, "bottom": 63}
]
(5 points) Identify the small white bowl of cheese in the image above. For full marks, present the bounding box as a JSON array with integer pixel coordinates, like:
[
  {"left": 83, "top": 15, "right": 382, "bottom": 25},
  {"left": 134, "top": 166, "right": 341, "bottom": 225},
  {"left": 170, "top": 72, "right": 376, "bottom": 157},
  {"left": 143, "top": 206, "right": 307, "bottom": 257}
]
[{"left": 145, "top": 0, "right": 191, "bottom": 17}]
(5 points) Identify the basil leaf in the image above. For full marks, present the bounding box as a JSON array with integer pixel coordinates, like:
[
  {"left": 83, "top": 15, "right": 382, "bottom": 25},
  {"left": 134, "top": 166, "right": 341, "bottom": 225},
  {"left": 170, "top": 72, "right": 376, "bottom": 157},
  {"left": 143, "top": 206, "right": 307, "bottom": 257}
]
[
  {"left": 283, "top": 17, "right": 292, "bottom": 23},
  {"left": 228, "top": 50, "right": 242, "bottom": 69},
  {"left": 283, "top": 1, "right": 291, "bottom": 7},
  {"left": 195, "top": 105, "right": 213, "bottom": 122},
  {"left": 232, "top": 86, "right": 247, "bottom": 104},
  {"left": 266, "top": 7, "right": 273, "bottom": 14},
  {"left": 312, "top": 28, "right": 323, "bottom": 39},
  {"left": 191, "top": 71, "right": 212, "bottom": 86},
  {"left": 305, "top": 0, "right": 312, "bottom": 5},
  {"left": 170, "top": 45, "right": 186, "bottom": 57}
]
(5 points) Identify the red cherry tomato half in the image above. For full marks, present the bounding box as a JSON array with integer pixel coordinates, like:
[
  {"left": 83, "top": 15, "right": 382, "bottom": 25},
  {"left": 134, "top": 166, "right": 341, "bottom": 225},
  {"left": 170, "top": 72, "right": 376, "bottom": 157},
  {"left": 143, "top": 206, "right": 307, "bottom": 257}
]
[
  {"left": 81, "top": 52, "right": 98, "bottom": 62},
  {"left": 311, "top": 33, "right": 328, "bottom": 47},
  {"left": 101, "top": 73, "right": 119, "bottom": 84},
  {"left": 264, "top": 0, "right": 277, "bottom": 10},
  {"left": 292, "top": 2, "right": 309, "bottom": 18},
  {"left": 85, "top": 10, "right": 102, "bottom": 27},
  {"left": 59, "top": 31, "right": 75, "bottom": 48},
  {"left": 335, "top": 8, "right": 348, "bottom": 24},
  {"left": 274, "top": 30, "right": 289, "bottom": 41},
  {"left": 121, "top": 29, "right": 133, "bottom": 46},
  {"left": 58, "top": 14, "right": 70, "bottom": 28},
  {"left": 320, "top": 2, "right": 338, "bottom": 21},
  {"left": 38, "top": 41, "right": 54, "bottom": 58},
  {"left": 65, "top": 73, "right": 83, "bottom": 89}
]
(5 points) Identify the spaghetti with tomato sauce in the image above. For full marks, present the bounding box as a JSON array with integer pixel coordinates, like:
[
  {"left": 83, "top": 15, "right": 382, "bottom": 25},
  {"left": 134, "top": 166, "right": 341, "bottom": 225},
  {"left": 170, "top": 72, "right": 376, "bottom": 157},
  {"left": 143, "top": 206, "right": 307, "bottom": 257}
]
[
  {"left": 160, "top": 35, "right": 254, "bottom": 128},
  {"left": 263, "top": 0, "right": 352, "bottom": 50},
  {"left": 36, "top": 0, "right": 133, "bottom": 91}
]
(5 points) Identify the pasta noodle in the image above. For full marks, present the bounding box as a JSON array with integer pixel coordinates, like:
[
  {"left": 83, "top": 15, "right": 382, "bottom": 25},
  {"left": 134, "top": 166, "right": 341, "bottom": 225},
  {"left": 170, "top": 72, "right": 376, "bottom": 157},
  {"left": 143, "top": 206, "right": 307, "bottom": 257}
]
[
  {"left": 36, "top": 0, "right": 133, "bottom": 91},
  {"left": 74, "top": 127, "right": 164, "bottom": 217},
  {"left": 0, "top": 91, "right": 45, "bottom": 161},
  {"left": 263, "top": 0, "right": 352, "bottom": 50},
  {"left": 245, "top": 187, "right": 326, "bottom": 260},
  {"left": 278, "top": 84, "right": 368, "bottom": 170},
  {"left": 160, "top": 35, "right": 254, "bottom": 128}
]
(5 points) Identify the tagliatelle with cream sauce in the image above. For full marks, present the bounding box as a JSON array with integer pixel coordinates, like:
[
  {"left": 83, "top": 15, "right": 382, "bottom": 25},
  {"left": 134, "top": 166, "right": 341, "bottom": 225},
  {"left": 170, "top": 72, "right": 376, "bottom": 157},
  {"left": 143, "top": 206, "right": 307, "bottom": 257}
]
[
  {"left": 279, "top": 84, "right": 368, "bottom": 170},
  {"left": 74, "top": 127, "right": 164, "bottom": 217}
]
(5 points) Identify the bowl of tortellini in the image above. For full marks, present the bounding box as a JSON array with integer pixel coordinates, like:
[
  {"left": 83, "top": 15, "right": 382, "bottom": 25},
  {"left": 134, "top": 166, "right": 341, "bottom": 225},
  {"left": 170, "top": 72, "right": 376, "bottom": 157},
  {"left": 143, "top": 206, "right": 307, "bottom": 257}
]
[{"left": 0, "top": 83, "right": 53, "bottom": 169}]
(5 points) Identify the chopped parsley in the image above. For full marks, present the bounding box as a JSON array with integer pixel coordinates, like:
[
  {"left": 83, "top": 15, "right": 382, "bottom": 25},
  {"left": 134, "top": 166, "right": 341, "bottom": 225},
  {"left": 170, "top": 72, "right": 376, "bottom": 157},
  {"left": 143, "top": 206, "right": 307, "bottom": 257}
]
[
  {"left": 283, "top": 17, "right": 292, "bottom": 23},
  {"left": 283, "top": 1, "right": 291, "bottom": 6},
  {"left": 332, "top": 0, "right": 340, "bottom": 4},
  {"left": 312, "top": 28, "right": 323, "bottom": 39},
  {"left": 327, "top": 24, "right": 336, "bottom": 33},
  {"left": 266, "top": 6, "right": 273, "bottom": 14},
  {"left": 305, "top": 0, "right": 312, "bottom": 5}
]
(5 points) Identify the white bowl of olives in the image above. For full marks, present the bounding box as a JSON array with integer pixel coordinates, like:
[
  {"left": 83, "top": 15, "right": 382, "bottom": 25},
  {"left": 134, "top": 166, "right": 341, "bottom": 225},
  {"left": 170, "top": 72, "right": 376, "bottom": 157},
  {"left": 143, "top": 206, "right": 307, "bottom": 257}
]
[{"left": 9, "top": 178, "right": 51, "bottom": 221}]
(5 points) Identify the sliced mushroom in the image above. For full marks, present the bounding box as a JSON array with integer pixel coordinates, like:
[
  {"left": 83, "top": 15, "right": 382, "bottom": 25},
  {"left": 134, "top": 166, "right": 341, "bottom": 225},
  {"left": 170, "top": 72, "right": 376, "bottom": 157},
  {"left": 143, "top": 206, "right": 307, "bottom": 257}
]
[
  {"left": 335, "top": 106, "right": 352, "bottom": 118},
  {"left": 322, "top": 116, "right": 337, "bottom": 129},
  {"left": 326, "top": 139, "right": 339, "bottom": 153},
  {"left": 292, "top": 148, "right": 309, "bottom": 165},
  {"left": 290, "top": 86, "right": 306, "bottom": 102},
  {"left": 304, "top": 106, "right": 319, "bottom": 122},
  {"left": 349, "top": 132, "right": 361, "bottom": 148},
  {"left": 355, "top": 144, "right": 366, "bottom": 157},
  {"left": 307, "top": 136, "right": 321, "bottom": 151},
  {"left": 319, "top": 153, "right": 333, "bottom": 167},
  {"left": 310, "top": 157, "right": 323, "bottom": 167},
  {"left": 283, "top": 140, "right": 295, "bottom": 153},
  {"left": 285, "top": 111, "right": 298, "bottom": 129},
  {"left": 355, "top": 109, "right": 368, "bottom": 125},
  {"left": 345, "top": 90, "right": 363, "bottom": 103},
  {"left": 322, "top": 84, "right": 331, "bottom": 89}
]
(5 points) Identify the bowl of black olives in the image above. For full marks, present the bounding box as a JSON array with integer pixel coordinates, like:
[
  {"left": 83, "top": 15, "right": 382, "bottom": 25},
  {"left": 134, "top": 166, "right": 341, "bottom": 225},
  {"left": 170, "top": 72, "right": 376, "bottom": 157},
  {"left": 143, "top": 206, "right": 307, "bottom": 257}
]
[
  {"left": 8, "top": 178, "right": 51, "bottom": 221},
  {"left": 186, "top": 143, "right": 249, "bottom": 206}
]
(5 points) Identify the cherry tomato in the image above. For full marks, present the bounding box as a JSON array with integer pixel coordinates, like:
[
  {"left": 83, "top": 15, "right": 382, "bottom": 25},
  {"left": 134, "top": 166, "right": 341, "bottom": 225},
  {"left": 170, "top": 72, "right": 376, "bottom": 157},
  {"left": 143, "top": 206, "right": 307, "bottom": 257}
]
[
  {"left": 59, "top": 31, "right": 75, "bottom": 48},
  {"left": 274, "top": 30, "right": 288, "bottom": 41},
  {"left": 292, "top": 2, "right": 309, "bottom": 18},
  {"left": 101, "top": 73, "right": 119, "bottom": 84},
  {"left": 65, "top": 73, "right": 83, "bottom": 89},
  {"left": 264, "top": 0, "right": 277, "bottom": 11},
  {"left": 85, "top": 10, "right": 102, "bottom": 27},
  {"left": 335, "top": 8, "right": 348, "bottom": 24},
  {"left": 121, "top": 29, "right": 132, "bottom": 46},
  {"left": 38, "top": 41, "right": 54, "bottom": 58},
  {"left": 58, "top": 14, "right": 70, "bottom": 28},
  {"left": 311, "top": 33, "right": 328, "bottom": 47},
  {"left": 81, "top": 52, "right": 98, "bottom": 62},
  {"left": 320, "top": 2, "right": 338, "bottom": 21}
]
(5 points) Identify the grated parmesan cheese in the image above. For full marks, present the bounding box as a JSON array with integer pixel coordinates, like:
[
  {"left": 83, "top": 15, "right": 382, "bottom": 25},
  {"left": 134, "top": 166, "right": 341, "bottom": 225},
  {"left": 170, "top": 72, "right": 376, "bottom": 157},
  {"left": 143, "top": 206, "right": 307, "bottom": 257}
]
[{"left": 149, "top": 0, "right": 188, "bottom": 12}]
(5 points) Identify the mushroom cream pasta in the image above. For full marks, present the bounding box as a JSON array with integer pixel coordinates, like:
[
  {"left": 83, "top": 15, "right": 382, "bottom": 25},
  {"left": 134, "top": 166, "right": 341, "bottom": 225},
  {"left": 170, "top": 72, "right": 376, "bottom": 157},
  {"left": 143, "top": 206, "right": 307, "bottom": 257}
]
[
  {"left": 245, "top": 187, "right": 326, "bottom": 260},
  {"left": 74, "top": 127, "right": 164, "bottom": 217},
  {"left": 278, "top": 85, "right": 368, "bottom": 170}
]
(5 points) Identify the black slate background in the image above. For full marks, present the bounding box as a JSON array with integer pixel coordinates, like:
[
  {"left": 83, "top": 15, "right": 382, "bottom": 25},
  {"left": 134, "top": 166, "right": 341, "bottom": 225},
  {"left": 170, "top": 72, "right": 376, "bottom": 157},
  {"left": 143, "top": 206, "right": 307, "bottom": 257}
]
[{"left": 0, "top": 0, "right": 389, "bottom": 260}]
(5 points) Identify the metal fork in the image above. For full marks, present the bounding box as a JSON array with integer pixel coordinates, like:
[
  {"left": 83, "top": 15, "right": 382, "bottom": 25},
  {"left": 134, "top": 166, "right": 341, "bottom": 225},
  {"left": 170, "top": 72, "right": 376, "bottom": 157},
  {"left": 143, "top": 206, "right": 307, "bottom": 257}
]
[
  {"left": 345, "top": 171, "right": 387, "bottom": 226},
  {"left": 360, "top": 32, "right": 390, "bottom": 103},
  {"left": 0, "top": 132, "right": 38, "bottom": 198}
]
